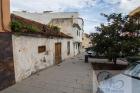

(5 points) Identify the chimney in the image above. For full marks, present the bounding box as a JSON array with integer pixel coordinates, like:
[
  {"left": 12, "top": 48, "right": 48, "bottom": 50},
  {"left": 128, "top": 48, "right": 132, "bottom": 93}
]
[{"left": 0, "top": 0, "right": 11, "bottom": 32}]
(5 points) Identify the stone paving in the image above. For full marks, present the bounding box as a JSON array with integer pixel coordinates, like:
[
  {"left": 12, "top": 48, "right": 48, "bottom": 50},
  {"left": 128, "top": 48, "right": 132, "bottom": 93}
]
[{"left": 1, "top": 54, "right": 98, "bottom": 93}]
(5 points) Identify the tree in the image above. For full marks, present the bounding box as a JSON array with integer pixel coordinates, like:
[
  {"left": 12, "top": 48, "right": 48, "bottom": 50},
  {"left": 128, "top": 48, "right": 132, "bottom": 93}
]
[{"left": 91, "top": 13, "right": 140, "bottom": 64}]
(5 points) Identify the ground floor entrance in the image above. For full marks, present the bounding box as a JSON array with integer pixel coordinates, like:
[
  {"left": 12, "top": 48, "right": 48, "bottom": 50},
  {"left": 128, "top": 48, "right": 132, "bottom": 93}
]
[{"left": 55, "top": 43, "right": 62, "bottom": 64}]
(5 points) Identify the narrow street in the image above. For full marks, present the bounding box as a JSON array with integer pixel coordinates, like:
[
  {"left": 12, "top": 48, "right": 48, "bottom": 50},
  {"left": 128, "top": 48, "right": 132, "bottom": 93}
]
[
  {"left": 1, "top": 54, "right": 96, "bottom": 93},
  {"left": 0, "top": 0, "right": 139, "bottom": 93}
]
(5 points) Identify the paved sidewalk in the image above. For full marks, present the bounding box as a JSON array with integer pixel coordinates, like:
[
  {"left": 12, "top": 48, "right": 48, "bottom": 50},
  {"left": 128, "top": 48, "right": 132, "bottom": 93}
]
[{"left": 1, "top": 54, "right": 96, "bottom": 93}]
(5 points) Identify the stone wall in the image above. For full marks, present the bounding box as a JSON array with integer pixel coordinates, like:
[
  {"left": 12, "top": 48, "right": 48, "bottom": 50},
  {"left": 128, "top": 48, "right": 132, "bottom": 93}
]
[{"left": 0, "top": 33, "right": 15, "bottom": 90}]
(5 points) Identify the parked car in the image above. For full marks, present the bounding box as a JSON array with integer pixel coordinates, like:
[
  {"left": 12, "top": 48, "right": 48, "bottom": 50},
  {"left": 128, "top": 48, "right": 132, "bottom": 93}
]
[
  {"left": 87, "top": 50, "right": 96, "bottom": 57},
  {"left": 85, "top": 47, "right": 96, "bottom": 57},
  {"left": 85, "top": 47, "right": 105, "bottom": 58},
  {"left": 97, "top": 61, "right": 140, "bottom": 93}
]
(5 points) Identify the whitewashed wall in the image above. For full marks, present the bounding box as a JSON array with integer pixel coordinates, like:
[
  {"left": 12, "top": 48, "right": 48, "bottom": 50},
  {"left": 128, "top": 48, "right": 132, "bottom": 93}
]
[
  {"left": 12, "top": 35, "right": 74, "bottom": 82},
  {"left": 50, "top": 19, "right": 83, "bottom": 55}
]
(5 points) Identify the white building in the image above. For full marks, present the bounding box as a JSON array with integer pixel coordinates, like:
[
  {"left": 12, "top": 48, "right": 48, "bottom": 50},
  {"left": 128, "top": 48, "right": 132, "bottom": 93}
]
[
  {"left": 13, "top": 11, "right": 84, "bottom": 55},
  {"left": 13, "top": 35, "right": 74, "bottom": 82},
  {"left": 11, "top": 14, "right": 74, "bottom": 82}
]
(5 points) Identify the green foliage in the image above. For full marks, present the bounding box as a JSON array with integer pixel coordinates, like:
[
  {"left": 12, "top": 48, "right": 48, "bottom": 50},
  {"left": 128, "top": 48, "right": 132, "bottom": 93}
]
[
  {"left": 25, "top": 25, "right": 39, "bottom": 32},
  {"left": 47, "top": 25, "right": 60, "bottom": 32},
  {"left": 91, "top": 13, "right": 140, "bottom": 64},
  {"left": 11, "top": 20, "right": 39, "bottom": 32},
  {"left": 52, "top": 26, "right": 60, "bottom": 32},
  {"left": 11, "top": 20, "right": 22, "bottom": 32}
]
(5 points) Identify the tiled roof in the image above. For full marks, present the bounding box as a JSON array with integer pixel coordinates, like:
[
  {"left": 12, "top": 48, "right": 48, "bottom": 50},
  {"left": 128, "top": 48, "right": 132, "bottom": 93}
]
[
  {"left": 13, "top": 11, "right": 79, "bottom": 24},
  {"left": 11, "top": 14, "right": 73, "bottom": 39}
]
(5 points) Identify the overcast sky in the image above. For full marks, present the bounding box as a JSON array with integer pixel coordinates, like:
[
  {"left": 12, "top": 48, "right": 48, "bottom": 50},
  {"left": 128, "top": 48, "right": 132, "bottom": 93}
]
[{"left": 11, "top": 0, "right": 140, "bottom": 34}]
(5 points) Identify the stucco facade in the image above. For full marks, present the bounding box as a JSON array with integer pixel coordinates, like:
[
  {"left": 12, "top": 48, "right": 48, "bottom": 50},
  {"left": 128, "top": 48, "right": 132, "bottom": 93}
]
[
  {"left": 82, "top": 33, "right": 92, "bottom": 49},
  {"left": 12, "top": 35, "right": 74, "bottom": 82},
  {"left": 49, "top": 18, "right": 83, "bottom": 55}
]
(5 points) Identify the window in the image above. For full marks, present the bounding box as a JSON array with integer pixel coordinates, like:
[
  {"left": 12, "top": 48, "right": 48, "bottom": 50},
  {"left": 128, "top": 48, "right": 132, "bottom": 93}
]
[
  {"left": 73, "top": 43, "right": 75, "bottom": 50},
  {"left": 38, "top": 46, "right": 46, "bottom": 53},
  {"left": 67, "top": 41, "right": 70, "bottom": 55},
  {"left": 77, "top": 30, "right": 79, "bottom": 36}
]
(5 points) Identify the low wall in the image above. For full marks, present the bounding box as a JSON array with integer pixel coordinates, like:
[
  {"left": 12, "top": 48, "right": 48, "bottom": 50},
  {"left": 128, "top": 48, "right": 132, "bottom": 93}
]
[{"left": 12, "top": 35, "right": 74, "bottom": 82}]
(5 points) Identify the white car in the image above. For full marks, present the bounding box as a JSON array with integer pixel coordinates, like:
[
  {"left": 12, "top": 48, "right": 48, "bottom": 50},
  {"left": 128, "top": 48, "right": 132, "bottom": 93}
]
[
  {"left": 97, "top": 61, "right": 140, "bottom": 93},
  {"left": 87, "top": 50, "right": 96, "bottom": 57}
]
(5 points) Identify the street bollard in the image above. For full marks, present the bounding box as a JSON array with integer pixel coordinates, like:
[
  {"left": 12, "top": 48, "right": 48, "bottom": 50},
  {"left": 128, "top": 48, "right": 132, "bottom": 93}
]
[{"left": 85, "top": 55, "right": 88, "bottom": 63}]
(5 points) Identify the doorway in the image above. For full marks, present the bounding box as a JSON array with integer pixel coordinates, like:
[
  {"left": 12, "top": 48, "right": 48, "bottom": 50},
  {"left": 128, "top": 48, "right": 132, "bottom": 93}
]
[{"left": 55, "top": 43, "right": 62, "bottom": 64}]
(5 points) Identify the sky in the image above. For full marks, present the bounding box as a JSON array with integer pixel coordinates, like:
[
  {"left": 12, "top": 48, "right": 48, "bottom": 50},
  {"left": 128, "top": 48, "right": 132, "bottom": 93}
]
[{"left": 11, "top": 0, "right": 140, "bottom": 34}]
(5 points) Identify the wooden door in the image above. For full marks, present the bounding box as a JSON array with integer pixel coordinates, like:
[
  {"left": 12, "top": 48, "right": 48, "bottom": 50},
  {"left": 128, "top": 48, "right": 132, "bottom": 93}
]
[{"left": 55, "top": 43, "right": 62, "bottom": 64}]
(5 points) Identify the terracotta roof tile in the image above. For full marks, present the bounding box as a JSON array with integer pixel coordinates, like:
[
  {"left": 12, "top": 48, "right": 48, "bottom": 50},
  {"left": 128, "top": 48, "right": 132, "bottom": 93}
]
[{"left": 11, "top": 14, "right": 73, "bottom": 39}]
